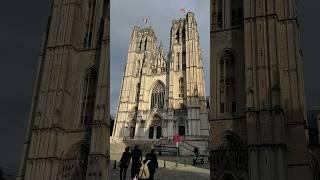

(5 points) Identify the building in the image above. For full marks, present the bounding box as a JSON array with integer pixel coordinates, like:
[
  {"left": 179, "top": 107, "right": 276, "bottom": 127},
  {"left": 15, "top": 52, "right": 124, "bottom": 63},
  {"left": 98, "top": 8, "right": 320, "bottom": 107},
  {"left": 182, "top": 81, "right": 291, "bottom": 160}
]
[
  {"left": 112, "top": 12, "right": 209, "bottom": 153},
  {"left": 16, "top": 0, "right": 110, "bottom": 179},
  {"left": 210, "top": 0, "right": 319, "bottom": 180}
]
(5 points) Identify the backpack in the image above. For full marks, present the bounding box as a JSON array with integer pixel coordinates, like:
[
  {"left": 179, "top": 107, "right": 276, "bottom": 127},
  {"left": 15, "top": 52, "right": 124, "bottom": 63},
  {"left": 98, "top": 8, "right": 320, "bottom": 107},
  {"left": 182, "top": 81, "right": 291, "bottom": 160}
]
[{"left": 138, "top": 160, "right": 151, "bottom": 179}]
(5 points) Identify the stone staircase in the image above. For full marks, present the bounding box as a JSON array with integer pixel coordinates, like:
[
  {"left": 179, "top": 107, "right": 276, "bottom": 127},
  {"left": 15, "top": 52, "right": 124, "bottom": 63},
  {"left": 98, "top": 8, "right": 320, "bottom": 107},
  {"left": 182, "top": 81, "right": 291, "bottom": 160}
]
[
  {"left": 110, "top": 137, "right": 156, "bottom": 154},
  {"left": 154, "top": 138, "right": 178, "bottom": 155},
  {"left": 110, "top": 136, "right": 209, "bottom": 156},
  {"left": 154, "top": 136, "right": 210, "bottom": 156}
]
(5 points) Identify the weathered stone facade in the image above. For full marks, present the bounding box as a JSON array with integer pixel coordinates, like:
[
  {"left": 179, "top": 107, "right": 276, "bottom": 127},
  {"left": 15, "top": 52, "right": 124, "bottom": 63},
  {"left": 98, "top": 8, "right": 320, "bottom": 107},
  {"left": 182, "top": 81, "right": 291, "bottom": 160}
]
[
  {"left": 16, "top": 0, "right": 110, "bottom": 179},
  {"left": 210, "top": 0, "right": 317, "bottom": 180},
  {"left": 112, "top": 13, "right": 209, "bottom": 145}
]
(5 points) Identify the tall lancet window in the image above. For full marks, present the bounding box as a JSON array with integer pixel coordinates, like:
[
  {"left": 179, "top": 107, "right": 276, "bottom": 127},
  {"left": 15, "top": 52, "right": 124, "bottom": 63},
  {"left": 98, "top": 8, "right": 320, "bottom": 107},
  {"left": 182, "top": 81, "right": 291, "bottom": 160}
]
[
  {"left": 139, "top": 38, "right": 143, "bottom": 51},
  {"left": 217, "top": 0, "right": 223, "bottom": 28},
  {"left": 144, "top": 38, "right": 148, "bottom": 50},
  {"left": 151, "top": 82, "right": 165, "bottom": 109},
  {"left": 175, "top": 30, "right": 179, "bottom": 43},
  {"left": 220, "top": 49, "right": 236, "bottom": 113},
  {"left": 231, "top": 0, "right": 243, "bottom": 26},
  {"left": 182, "top": 28, "right": 186, "bottom": 42},
  {"left": 179, "top": 78, "right": 184, "bottom": 98},
  {"left": 83, "top": 0, "right": 97, "bottom": 48},
  {"left": 80, "top": 67, "right": 97, "bottom": 127}
]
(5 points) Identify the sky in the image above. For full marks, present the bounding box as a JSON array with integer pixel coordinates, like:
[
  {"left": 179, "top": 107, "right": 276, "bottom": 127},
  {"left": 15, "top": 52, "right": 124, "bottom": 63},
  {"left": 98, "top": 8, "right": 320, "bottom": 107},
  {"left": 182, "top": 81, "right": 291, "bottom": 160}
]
[
  {"left": 0, "top": 0, "right": 319, "bottom": 176},
  {"left": 110, "top": 0, "right": 210, "bottom": 117}
]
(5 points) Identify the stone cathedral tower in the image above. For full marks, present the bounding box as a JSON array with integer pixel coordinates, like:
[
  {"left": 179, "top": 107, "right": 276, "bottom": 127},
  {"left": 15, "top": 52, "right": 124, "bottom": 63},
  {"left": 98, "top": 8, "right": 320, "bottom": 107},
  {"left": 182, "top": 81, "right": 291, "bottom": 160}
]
[
  {"left": 113, "top": 12, "right": 209, "bottom": 153},
  {"left": 168, "top": 13, "right": 208, "bottom": 137},
  {"left": 17, "top": 0, "right": 110, "bottom": 180},
  {"left": 210, "top": 0, "right": 315, "bottom": 180}
]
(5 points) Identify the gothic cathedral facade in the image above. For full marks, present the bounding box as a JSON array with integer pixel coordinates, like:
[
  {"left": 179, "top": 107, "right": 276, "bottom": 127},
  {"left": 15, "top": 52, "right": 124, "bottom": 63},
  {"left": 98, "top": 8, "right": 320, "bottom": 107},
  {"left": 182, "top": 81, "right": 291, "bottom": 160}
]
[
  {"left": 210, "top": 0, "right": 317, "bottom": 180},
  {"left": 112, "top": 13, "right": 209, "bottom": 145},
  {"left": 17, "top": 0, "right": 110, "bottom": 179}
]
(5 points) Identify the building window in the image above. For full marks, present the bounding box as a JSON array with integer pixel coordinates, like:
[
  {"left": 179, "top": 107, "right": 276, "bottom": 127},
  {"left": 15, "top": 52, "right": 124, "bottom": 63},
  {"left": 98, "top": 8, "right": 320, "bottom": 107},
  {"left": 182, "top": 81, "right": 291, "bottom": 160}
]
[
  {"left": 151, "top": 82, "right": 165, "bottom": 109},
  {"left": 177, "top": 52, "right": 180, "bottom": 70},
  {"left": 232, "top": 9, "right": 237, "bottom": 26},
  {"left": 220, "top": 49, "right": 236, "bottom": 113},
  {"left": 220, "top": 103, "right": 225, "bottom": 113},
  {"left": 231, "top": 0, "right": 243, "bottom": 27},
  {"left": 175, "top": 30, "right": 179, "bottom": 43},
  {"left": 80, "top": 67, "right": 97, "bottom": 127},
  {"left": 139, "top": 39, "right": 142, "bottom": 51},
  {"left": 83, "top": 0, "right": 96, "bottom": 48},
  {"left": 144, "top": 38, "right": 147, "bottom": 50},
  {"left": 232, "top": 101, "right": 236, "bottom": 112},
  {"left": 182, "top": 29, "right": 186, "bottom": 42},
  {"left": 182, "top": 52, "right": 186, "bottom": 70},
  {"left": 135, "top": 83, "right": 140, "bottom": 102},
  {"left": 179, "top": 78, "right": 184, "bottom": 98},
  {"left": 217, "top": 0, "right": 223, "bottom": 28}
]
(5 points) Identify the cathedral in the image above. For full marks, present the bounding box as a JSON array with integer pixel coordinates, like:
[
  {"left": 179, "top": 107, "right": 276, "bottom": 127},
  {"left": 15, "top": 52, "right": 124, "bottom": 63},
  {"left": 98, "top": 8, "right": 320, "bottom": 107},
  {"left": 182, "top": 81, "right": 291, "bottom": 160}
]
[
  {"left": 112, "top": 12, "right": 209, "bottom": 150},
  {"left": 209, "top": 0, "right": 320, "bottom": 180},
  {"left": 16, "top": 0, "right": 110, "bottom": 179}
]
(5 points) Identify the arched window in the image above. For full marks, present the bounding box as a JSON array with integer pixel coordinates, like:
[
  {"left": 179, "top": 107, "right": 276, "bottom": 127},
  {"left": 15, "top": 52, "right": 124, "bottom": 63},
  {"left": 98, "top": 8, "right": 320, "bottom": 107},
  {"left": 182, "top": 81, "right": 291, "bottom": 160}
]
[
  {"left": 60, "top": 144, "right": 89, "bottom": 180},
  {"left": 217, "top": 0, "right": 223, "bottom": 28},
  {"left": 83, "top": 0, "right": 97, "bottom": 48},
  {"left": 231, "top": 0, "right": 243, "bottom": 26},
  {"left": 220, "top": 49, "right": 236, "bottom": 113},
  {"left": 182, "top": 28, "right": 186, "bottom": 41},
  {"left": 179, "top": 78, "right": 184, "bottom": 98},
  {"left": 151, "top": 82, "right": 165, "bottom": 109},
  {"left": 210, "top": 132, "right": 248, "bottom": 179},
  {"left": 139, "top": 38, "right": 143, "bottom": 51},
  {"left": 176, "top": 52, "right": 180, "bottom": 70},
  {"left": 182, "top": 52, "right": 186, "bottom": 70},
  {"left": 144, "top": 38, "right": 148, "bottom": 50},
  {"left": 175, "top": 30, "right": 179, "bottom": 43},
  {"left": 80, "top": 67, "right": 97, "bottom": 127},
  {"left": 215, "top": 0, "right": 243, "bottom": 29},
  {"left": 136, "top": 60, "right": 140, "bottom": 76}
]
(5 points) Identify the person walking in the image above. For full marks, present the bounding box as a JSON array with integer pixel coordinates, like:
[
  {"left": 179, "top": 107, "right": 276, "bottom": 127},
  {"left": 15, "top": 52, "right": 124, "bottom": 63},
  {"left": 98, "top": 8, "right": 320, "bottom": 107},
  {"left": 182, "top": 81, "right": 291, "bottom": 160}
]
[
  {"left": 119, "top": 147, "right": 131, "bottom": 180},
  {"left": 193, "top": 147, "right": 199, "bottom": 165},
  {"left": 144, "top": 149, "right": 158, "bottom": 180},
  {"left": 131, "top": 145, "right": 142, "bottom": 179}
]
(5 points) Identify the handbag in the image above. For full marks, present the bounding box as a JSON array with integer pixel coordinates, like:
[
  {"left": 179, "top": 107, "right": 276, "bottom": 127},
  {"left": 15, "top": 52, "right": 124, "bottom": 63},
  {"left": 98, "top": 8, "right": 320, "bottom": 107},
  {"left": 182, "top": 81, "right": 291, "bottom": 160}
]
[{"left": 133, "top": 175, "right": 138, "bottom": 180}]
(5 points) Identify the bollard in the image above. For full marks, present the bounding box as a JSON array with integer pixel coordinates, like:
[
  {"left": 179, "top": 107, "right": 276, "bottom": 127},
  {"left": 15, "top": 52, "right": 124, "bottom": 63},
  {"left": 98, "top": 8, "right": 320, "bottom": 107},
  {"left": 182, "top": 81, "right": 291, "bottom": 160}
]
[
  {"left": 114, "top": 160, "right": 117, "bottom": 169},
  {"left": 176, "top": 159, "right": 178, "bottom": 167},
  {"left": 164, "top": 160, "right": 166, "bottom": 168}
]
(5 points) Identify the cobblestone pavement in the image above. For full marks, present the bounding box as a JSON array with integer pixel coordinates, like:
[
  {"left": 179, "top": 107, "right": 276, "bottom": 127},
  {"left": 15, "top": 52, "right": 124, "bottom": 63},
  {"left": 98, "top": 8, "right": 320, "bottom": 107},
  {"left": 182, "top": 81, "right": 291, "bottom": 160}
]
[{"left": 111, "top": 152, "right": 210, "bottom": 180}]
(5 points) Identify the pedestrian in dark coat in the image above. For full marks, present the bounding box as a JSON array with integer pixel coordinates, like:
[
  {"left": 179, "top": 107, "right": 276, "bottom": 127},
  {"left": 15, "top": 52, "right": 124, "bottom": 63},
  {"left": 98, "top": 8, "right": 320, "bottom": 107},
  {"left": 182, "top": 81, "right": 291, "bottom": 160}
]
[
  {"left": 131, "top": 145, "right": 142, "bottom": 179},
  {"left": 119, "top": 147, "right": 131, "bottom": 180},
  {"left": 144, "top": 149, "right": 158, "bottom": 180}
]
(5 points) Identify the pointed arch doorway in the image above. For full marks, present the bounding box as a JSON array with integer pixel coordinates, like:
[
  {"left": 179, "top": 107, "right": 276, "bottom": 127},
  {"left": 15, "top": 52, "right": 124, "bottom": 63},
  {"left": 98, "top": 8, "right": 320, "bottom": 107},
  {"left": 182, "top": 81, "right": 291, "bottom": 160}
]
[{"left": 149, "top": 114, "right": 162, "bottom": 139}]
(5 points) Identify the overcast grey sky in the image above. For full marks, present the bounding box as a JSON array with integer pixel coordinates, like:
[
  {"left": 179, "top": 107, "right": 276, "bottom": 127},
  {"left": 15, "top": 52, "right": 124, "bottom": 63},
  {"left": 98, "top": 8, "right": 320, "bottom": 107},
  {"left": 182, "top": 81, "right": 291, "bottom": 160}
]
[
  {"left": 0, "top": 0, "right": 319, "bottom": 176},
  {"left": 110, "top": 0, "right": 210, "bottom": 117}
]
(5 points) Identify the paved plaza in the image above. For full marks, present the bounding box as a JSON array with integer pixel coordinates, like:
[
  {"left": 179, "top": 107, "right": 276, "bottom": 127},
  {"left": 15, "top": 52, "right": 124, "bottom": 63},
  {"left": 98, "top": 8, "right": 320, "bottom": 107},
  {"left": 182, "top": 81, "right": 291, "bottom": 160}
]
[{"left": 110, "top": 151, "right": 210, "bottom": 180}]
